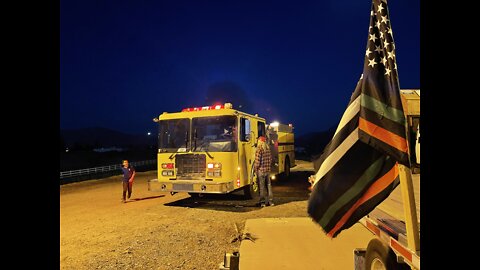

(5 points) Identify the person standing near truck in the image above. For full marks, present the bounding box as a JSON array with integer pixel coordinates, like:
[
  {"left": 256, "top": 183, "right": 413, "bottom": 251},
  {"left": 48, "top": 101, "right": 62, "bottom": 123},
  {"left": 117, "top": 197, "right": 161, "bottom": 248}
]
[
  {"left": 121, "top": 160, "right": 136, "bottom": 203},
  {"left": 254, "top": 136, "right": 274, "bottom": 207}
]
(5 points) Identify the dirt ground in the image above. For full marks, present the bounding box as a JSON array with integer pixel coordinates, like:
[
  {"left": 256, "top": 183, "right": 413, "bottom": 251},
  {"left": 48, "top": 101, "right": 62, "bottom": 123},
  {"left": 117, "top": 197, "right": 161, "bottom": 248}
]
[{"left": 60, "top": 161, "right": 315, "bottom": 270}]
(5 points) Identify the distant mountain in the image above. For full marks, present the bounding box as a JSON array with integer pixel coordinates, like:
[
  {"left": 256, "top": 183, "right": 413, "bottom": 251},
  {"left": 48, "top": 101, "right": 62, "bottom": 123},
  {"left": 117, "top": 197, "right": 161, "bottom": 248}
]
[
  {"left": 295, "top": 127, "right": 336, "bottom": 158},
  {"left": 61, "top": 127, "right": 154, "bottom": 149}
]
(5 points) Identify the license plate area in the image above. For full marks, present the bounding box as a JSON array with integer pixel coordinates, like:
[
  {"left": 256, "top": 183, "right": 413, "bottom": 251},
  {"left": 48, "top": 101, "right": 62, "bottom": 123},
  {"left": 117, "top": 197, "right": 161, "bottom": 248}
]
[{"left": 172, "top": 183, "right": 193, "bottom": 191}]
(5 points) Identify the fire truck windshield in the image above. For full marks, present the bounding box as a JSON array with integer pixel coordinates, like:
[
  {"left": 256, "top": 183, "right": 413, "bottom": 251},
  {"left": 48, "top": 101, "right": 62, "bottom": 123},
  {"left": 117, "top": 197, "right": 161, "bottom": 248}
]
[
  {"left": 158, "top": 118, "right": 190, "bottom": 153},
  {"left": 192, "top": 116, "right": 237, "bottom": 152}
]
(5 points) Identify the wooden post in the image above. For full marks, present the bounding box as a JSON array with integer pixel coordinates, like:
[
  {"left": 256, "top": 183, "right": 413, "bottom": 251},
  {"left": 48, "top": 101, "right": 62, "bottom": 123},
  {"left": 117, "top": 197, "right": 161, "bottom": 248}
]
[{"left": 398, "top": 164, "right": 420, "bottom": 256}]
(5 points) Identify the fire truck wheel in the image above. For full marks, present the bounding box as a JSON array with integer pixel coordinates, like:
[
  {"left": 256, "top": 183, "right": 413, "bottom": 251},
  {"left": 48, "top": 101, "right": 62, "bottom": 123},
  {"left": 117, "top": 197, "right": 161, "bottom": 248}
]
[
  {"left": 365, "top": 239, "right": 409, "bottom": 270},
  {"left": 279, "top": 157, "right": 291, "bottom": 181},
  {"left": 284, "top": 157, "right": 290, "bottom": 179},
  {"left": 243, "top": 183, "right": 259, "bottom": 200},
  {"left": 188, "top": 193, "right": 200, "bottom": 198}
]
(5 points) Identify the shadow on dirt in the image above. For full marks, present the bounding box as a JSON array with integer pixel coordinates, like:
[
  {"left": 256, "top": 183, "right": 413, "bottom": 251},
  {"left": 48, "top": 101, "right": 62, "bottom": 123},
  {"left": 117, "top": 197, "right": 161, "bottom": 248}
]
[
  {"left": 125, "top": 195, "right": 165, "bottom": 203},
  {"left": 164, "top": 171, "right": 313, "bottom": 213}
]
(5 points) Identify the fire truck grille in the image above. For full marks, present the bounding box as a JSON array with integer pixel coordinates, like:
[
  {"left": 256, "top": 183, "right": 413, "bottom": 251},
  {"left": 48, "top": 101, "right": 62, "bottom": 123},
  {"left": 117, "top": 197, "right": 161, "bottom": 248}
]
[{"left": 175, "top": 154, "right": 206, "bottom": 179}]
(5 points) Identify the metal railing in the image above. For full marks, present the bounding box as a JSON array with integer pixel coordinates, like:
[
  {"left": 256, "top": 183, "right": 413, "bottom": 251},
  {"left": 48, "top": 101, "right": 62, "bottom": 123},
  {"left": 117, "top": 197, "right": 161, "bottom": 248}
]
[{"left": 60, "top": 159, "right": 157, "bottom": 179}]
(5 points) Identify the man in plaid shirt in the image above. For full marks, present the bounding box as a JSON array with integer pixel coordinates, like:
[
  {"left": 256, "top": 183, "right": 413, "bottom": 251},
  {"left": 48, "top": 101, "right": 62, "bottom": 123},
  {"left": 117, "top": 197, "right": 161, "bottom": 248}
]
[{"left": 254, "top": 136, "right": 274, "bottom": 207}]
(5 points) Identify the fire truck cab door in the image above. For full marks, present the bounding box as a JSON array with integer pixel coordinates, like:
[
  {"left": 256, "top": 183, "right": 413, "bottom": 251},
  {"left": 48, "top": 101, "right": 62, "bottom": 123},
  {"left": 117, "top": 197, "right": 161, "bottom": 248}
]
[{"left": 239, "top": 117, "right": 255, "bottom": 185}]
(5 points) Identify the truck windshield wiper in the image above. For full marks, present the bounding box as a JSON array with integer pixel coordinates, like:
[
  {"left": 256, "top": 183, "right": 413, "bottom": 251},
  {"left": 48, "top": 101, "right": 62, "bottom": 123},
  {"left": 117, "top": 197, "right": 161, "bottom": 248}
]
[
  {"left": 169, "top": 131, "right": 189, "bottom": 159},
  {"left": 203, "top": 141, "right": 213, "bottom": 159},
  {"left": 193, "top": 129, "right": 197, "bottom": 151},
  {"left": 169, "top": 149, "right": 180, "bottom": 160},
  {"left": 192, "top": 129, "right": 213, "bottom": 158},
  {"left": 197, "top": 140, "right": 213, "bottom": 159}
]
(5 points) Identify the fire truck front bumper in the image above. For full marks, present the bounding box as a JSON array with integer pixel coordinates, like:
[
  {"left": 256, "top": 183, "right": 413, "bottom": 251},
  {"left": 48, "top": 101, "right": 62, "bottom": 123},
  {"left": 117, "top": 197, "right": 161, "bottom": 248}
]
[{"left": 148, "top": 179, "right": 236, "bottom": 194}]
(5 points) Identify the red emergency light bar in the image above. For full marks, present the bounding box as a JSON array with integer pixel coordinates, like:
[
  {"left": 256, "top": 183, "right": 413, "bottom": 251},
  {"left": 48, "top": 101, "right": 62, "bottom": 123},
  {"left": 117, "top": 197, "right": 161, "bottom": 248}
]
[{"left": 182, "top": 104, "right": 224, "bottom": 112}]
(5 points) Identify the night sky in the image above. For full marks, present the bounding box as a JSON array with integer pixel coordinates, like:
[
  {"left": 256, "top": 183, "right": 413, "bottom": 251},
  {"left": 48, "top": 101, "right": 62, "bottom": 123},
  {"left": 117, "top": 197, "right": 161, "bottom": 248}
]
[{"left": 60, "top": 0, "right": 419, "bottom": 136}]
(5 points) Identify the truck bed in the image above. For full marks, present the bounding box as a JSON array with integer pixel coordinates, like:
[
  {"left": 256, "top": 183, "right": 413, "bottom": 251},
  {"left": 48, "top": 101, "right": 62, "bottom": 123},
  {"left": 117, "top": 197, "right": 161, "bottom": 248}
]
[
  {"left": 375, "top": 173, "right": 420, "bottom": 224},
  {"left": 362, "top": 172, "right": 420, "bottom": 261}
]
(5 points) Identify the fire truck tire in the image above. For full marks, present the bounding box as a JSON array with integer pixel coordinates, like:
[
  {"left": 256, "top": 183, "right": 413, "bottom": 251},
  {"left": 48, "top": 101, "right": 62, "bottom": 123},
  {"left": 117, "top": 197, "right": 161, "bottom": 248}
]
[
  {"left": 188, "top": 192, "right": 200, "bottom": 198},
  {"left": 243, "top": 183, "right": 259, "bottom": 200},
  {"left": 365, "top": 239, "right": 409, "bottom": 270},
  {"left": 279, "top": 157, "right": 291, "bottom": 181}
]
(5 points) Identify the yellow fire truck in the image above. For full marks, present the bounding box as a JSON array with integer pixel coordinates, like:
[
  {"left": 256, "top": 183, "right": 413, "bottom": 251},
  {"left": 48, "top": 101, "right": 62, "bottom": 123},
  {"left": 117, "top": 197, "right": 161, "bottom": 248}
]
[
  {"left": 147, "top": 103, "right": 294, "bottom": 198},
  {"left": 267, "top": 122, "right": 295, "bottom": 180}
]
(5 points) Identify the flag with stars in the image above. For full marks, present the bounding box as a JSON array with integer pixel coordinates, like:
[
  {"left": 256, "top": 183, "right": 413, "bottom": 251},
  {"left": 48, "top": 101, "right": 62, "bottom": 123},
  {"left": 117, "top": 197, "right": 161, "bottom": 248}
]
[{"left": 308, "top": 0, "right": 411, "bottom": 238}]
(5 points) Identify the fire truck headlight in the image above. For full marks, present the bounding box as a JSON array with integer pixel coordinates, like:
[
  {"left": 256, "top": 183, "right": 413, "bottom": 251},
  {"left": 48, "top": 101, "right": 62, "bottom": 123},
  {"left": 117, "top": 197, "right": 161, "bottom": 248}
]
[
  {"left": 162, "top": 170, "right": 174, "bottom": 176},
  {"left": 207, "top": 163, "right": 214, "bottom": 169},
  {"left": 214, "top": 163, "right": 221, "bottom": 169},
  {"left": 207, "top": 172, "right": 214, "bottom": 177}
]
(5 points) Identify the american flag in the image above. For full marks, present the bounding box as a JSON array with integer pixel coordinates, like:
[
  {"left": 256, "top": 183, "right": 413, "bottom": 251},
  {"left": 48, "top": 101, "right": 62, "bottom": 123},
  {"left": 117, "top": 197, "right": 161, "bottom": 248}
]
[{"left": 308, "top": 0, "right": 410, "bottom": 238}]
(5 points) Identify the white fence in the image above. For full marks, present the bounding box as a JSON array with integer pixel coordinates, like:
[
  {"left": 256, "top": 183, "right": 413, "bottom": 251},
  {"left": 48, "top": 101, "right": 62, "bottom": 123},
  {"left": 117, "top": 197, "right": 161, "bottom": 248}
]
[{"left": 60, "top": 159, "right": 156, "bottom": 179}]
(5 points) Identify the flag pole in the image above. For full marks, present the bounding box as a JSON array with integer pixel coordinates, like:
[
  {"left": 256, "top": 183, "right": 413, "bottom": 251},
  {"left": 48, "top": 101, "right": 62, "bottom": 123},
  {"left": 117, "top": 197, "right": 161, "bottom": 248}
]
[{"left": 398, "top": 164, "right": 420, "bottom": 256}]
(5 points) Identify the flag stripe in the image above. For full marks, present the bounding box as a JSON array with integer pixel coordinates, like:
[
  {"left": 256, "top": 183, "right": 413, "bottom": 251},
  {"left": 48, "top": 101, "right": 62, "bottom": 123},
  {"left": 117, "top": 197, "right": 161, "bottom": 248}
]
[
  {"left": 334, "top": 95, "right": 361, "bottom": 136},
  {"left": 314, "top": 128, "right": 358, "bottom": 184},
  {"left": 362, "top": 77, "right": 404, "bottom": 111},
  {"left": 333, "top": 176, "right": 399, "bottom": 237},
  {"left": 327, "top": 163, "right": 399, "bottom": 237},
  {"left": 360, "top": 106, "right": 407, "bottom": 139},
  {"left": 359, "top": 130, "right": 410, "bottom": 166},
  {"left": 360, "top": 94, "right": 406, "bottom": 125},
  {"left": 309, "top": 143, "right": 390, "bottom": 227},
  {"left": 318, "top": 156, "right": 385, "bottom": 227},
  {"left": 315, "top": 113, "right": 359, "bottom": 170},
  {"left": 359, "top": 117, "right": 408, "bottom": 153},
  {"left": 319, "top": 153, "right": 397, "bottom": 233}
]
